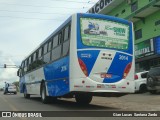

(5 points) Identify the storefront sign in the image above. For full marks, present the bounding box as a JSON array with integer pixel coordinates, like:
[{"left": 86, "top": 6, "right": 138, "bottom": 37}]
[
  {"left": 88, "top": 0, "right": 114, "bottom": 14},
  {"left": 135, "top": 39, "right": 154, "bottom": 59},
  {"left": 155, "top": 36, "right": 160, "bottom": 54}
]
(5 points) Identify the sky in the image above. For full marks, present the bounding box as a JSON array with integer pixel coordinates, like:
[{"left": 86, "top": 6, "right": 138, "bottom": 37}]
[{"left": 0, "top": 0, "right": 99, "bottom": 88}]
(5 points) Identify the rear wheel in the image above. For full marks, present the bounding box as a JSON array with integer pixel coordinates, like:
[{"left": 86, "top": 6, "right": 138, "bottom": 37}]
[
  {"left": 149, "top": 90, "right": 157, "bottom": 94},
  {"left": 41, "top": 82, "right": 51, "bottom": 104},
  {"left": 75, "top": 93, "right": 92, "bottom": 105},
  {"left": 24, "top": 92, "right": 30, "bottom": 98},
  {"left": 23, "top": 85, "right": 30, "bottom": 98},
  {"left": 139, "top": 84, "right": 147, "bottom": 93}
]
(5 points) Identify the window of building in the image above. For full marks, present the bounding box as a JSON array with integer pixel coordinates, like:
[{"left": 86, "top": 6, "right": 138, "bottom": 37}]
[
  {"left": 135, "top": 29, "right": 142, "bottom": 40},
  {"left": 131, "top": 1, "right": 138, "bottom": 12},
  {"left": 121, "top": 9, "right": 125, "bottom": 14},
  {"left": 115, "top": 14, "right": 119, "bottom": 17},
  {"left": 155, "top": 19, "right": 160, "bottom": 26}
]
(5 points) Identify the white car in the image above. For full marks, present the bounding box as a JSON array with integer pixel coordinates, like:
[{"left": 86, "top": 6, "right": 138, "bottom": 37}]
[
  {"left": 4, "top": 83, "right": 17, "bottom": 94},
  {"left": 134, "top": 71, "right": 148, "bottom": 93}
]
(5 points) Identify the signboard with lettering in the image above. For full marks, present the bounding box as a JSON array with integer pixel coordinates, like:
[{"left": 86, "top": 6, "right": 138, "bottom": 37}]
[
  {"left": 135, "top": 39, "right": 154, "bottom": 59},
  {"left": 155, "top": 36, "right": 160, "bottom": 54},
  {"left": 80, "top": 18, "right": 129, "bottom": 50},
  {"left": 88, "top": 0, "right": 114, "bottom": 14}
]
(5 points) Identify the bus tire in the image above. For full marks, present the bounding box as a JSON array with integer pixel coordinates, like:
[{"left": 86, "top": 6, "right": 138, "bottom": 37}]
[
  {"left": 24, "top": 85, "right": 30, "bottom": 98},
  {"left": 149, "top": 90, "right": 157, "bottom": 94},
  {"left": 75, "top": 93, "right": 92, "bottom": 105},
  {"left": 40, "top": 82, "right": 50, "bottom": 104}
]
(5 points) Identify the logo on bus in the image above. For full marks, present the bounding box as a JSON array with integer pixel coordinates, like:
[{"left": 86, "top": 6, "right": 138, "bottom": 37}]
[
  {"left": 81, "top": 54, "right": 92, "bottom": 58},
  {"left": 105, "top": 25, "right": 126, "bottom": 36}
]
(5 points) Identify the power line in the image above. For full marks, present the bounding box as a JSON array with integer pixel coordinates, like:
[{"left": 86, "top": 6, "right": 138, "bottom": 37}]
[
  {"left": 0, "top": 2, "right": 88, "bottom": 9},
  {"left": 0, "top": 15, "right": 65, "bottom": 21},
  {"left": 50, "top": 0, "right": 96, "bottom": 4},
  {"left": 0, "top": 9, "right": 70, "bottom": 15},
  {"left": 0, "top": 55, "right": 25, "bottom": 57}
]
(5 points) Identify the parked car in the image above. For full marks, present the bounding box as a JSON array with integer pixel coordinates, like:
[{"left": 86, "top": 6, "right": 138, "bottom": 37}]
[
  {"left": 147, "top": 67, "right": 160, "bottom": 94},
  {"left": 4, "top": 83, "right": 17, "bottom": 94},
  {"left": 134, "top": 71, "right": 148, "bottom": 93}
]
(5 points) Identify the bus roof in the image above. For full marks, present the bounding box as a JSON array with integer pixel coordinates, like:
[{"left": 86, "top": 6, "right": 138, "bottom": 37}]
[
  {"left": 22, "top": 15, "right": 72, "bottom": 61},
  {"left": 22, "top": 13, "right": 132, "bottom": 62}
]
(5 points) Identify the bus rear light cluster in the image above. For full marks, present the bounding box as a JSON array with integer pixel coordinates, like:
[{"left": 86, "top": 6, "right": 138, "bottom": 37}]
[
  {"left": 134, "top": 75, "right": 138, "bottom": 80},
  {"left": 123, "top": 63, "right": 132, "bottom": 79},
  {"left": 78, "top": 58, "right": 88, "bottom": 77}
]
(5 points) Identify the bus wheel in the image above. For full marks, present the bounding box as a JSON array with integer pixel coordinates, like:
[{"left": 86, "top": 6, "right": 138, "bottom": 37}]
[
  {"left": 24, "top": 92, "right": 30, "bottom": 98},
  {"left": 24, "top": 85, "right": 30, "bottom": 98},
  {"left": 75, "top": 93, "right": 92, "bottom": 105},
  {"left": 41, "top": 82, "right": 50, "bottom": 104}
]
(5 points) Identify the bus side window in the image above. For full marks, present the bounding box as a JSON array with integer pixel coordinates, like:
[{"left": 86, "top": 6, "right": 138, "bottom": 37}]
[
  {"left": 32, "top": 52, "right": 38, "bottom": 70},
  {"left": 37, "top": 47, "right": 45, "bottom": 67},
  {"left": 53, "top": 35, "right": 58, "bottom": 48},
  {"left": 52, "top": 32, "right": 62, "bottom": 61},
  {"left": 26, "top": 58, "right": 29, "bottom": 72},
  {"left": 64, "top": 25, "right": 70, "bottom": 41},
  {"left": 24, "top": 60, "right": 27, "bottom": 74},
  {"left": 43, "top": 43, "right": 48, "bottom": 54},
  {"left": 62, "top": 25, "right": 70, "bottom": 56},
  {"left": 38, "top": 48, "right": 42, "bottom": 58},
  {"left": 58, "top": 32, "right": 63, "bottom": 44},
  {"left": 21, "top": 61, "right": 25, "bottom": 76},
  {"left": 48, "top": 39, "right": 53, "bottom": 52}
]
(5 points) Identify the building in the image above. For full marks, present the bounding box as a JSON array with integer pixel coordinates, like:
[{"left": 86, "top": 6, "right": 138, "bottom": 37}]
[{"left": 88, "top": 0, "right": 160, "bottom": 72}]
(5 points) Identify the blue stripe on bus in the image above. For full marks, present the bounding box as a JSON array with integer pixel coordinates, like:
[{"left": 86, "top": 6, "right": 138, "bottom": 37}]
[
  {"left": 77, "top": 50, "right": 100, "bottom": 76},
  {"left": 43, "top": 56, "right": 69, "bottom": 96},
  {"left": 103, "top": 52, "right": 132, "bottom": 83}
]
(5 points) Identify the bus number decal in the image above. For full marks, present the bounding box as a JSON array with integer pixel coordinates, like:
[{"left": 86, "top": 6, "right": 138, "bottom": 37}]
[
  {"left": 119, "top": 55, "right": 128, "bottom": 61},
  {"left": 61, "top": 66, "right": 67, "bottom": 72}
]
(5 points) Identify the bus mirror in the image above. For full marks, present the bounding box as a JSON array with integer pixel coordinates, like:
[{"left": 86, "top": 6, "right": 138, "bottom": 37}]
[{"left": 17, "top": 69, "right": 20, "bottom": 77}]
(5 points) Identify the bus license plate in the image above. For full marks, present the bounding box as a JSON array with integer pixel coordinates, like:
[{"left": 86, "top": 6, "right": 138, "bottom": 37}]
[{"left": 100, "top": 73, "right": 112, "bottom": 78}]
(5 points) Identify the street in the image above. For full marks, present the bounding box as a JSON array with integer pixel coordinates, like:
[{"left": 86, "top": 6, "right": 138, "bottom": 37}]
[
  {"left": 0, "top": 92, "right": 160, "bottom": 111},
  {"left": 0, "top": 91, "right": 160, "bottom": 120}
]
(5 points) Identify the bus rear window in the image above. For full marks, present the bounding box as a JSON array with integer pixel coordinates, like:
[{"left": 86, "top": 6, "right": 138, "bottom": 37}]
[{"left": 80, "top": 18, "right": 129, "bottom": 50}]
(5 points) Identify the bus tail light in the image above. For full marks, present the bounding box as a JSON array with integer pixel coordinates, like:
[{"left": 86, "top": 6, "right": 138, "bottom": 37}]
[
  {"left": 78, "top": 59, "right": 88, "bottom": 77},
  {"left": 123, "top": 63, "right": 132, "bottom": 79},
  {"left": 134, "top": 75, "right": 138, "bottom": 80}
]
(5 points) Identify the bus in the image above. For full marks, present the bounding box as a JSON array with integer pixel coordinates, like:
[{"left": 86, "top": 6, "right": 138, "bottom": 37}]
[{"left": 17, "top": 13, "right": 135, "bottom": 104}]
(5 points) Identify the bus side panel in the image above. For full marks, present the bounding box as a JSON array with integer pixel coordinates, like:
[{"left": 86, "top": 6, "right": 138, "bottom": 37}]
[
  {"left": 44, "top": 56, "right": 70, "bottom": 97},
  {"left": 24, "top": 67, "right": 45, "bottom": 95}
]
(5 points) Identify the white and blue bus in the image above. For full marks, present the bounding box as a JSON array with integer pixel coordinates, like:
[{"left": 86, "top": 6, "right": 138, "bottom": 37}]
[{"left": 17, "top": 13, "right": 135, "bottom": 104}]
